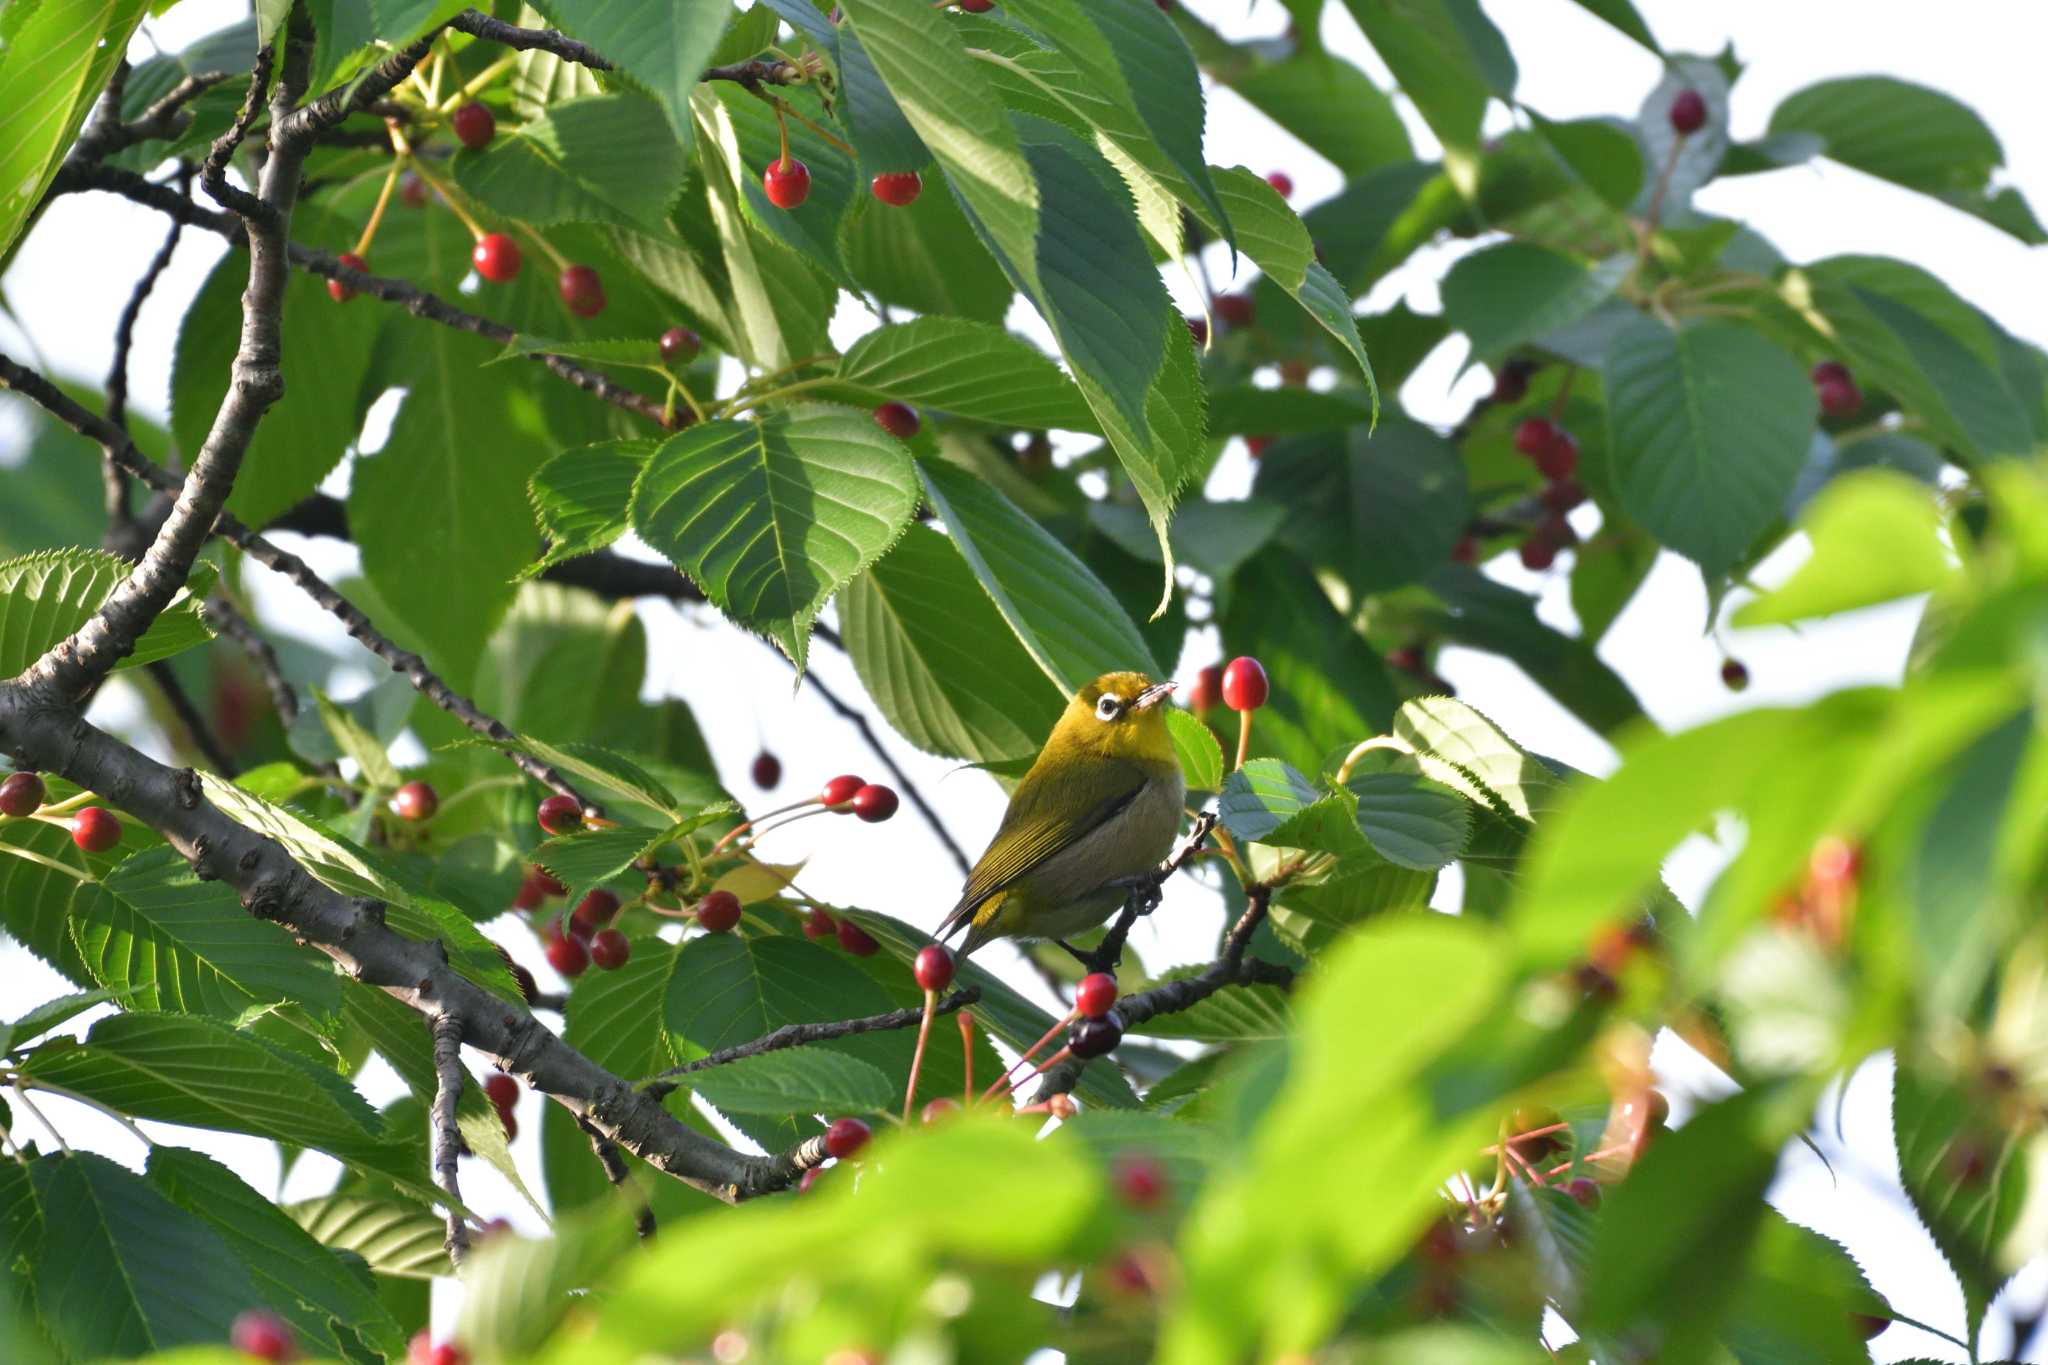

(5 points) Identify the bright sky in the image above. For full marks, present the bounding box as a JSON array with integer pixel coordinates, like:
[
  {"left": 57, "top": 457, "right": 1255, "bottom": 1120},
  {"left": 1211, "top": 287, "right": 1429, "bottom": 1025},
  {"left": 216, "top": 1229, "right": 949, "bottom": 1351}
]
[{"left": 2, "top": 0, "right": 2044, "bottom": 1358}]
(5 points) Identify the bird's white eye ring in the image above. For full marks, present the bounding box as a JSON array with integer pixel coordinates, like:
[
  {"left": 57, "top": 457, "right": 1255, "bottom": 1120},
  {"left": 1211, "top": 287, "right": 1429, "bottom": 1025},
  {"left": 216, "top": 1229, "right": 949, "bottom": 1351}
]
[{"left": 1096, "top": 695, "right": 1123, "bottom": 720}]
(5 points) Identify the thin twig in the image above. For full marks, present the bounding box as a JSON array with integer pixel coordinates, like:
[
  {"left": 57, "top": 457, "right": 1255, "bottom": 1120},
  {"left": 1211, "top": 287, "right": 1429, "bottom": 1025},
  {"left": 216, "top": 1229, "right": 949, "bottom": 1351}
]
[
  {"left": 641, "top": 989, "right": 981, "bottom": 1102},
  {"left": 430, "top": 1012, "right": 473, "bottom": 1269},
  {"left": 447, "top": 10, "right": 613, "bottom": 69},
  {"left": 0, "top": 353, "right": 596, "bottom": 814},
  {"left": 575, "top": 1113, "right": 655, "bottom": 1241},
  {"left": 103, "top": 168, "right": 191, "bottom": 528},
  {"left": 1082, "top": 810, "right": 1218, "bottom": 975},
  {"left": 145, "top": 661, "right": 238, "bottom": 775},
  {"left": 200, "top": 594, "right": 301, "bottom": 725}
]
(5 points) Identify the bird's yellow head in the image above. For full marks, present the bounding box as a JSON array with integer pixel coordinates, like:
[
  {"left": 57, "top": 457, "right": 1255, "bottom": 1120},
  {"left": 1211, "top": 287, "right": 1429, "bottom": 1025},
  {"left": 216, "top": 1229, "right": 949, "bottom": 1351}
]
[{"left": 1045, "top": 671, "right": 1179, "bottom": 769}]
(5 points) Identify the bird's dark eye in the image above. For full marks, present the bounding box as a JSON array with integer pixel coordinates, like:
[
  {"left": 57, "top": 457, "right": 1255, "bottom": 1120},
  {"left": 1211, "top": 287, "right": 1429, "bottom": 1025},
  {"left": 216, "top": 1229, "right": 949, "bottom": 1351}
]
[{"left": 1095, "top": 695, "right": 1123, "bottom": 720}]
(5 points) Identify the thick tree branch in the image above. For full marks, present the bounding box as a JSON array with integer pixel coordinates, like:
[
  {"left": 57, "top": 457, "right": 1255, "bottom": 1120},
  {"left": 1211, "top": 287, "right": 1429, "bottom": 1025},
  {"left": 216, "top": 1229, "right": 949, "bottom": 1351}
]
[
  {"left": 642, "top": 989, "right": 982, "bottom": 1103},
  {"left": 430, "top": 1013, "right": 473, "bottom": 1268},
  {"left": 0, "top": 354, "right": 595, "bottom": 813},
  {"left": 0, "top": 694, "right": 817, "bottom": 1202},
  {"left": 576, "top": 1113, "right": 655, "bottom": 1241}
]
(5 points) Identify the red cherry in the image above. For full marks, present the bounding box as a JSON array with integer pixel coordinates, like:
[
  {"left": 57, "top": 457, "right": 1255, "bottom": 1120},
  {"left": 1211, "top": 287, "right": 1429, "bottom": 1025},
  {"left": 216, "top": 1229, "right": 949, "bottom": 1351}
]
[
  {"left": 804, "top": 907, "right": 837, "bottom": 939},
  {"left": 874, "top": 402, "right": 920, "bottom": 440},
  {"left": 1668, "top": 88, "right": 1708, "bottom": 135},
  {"left": 1810, "top": 359, "right": 1852, "bottom": 387},
  {"left": 499, "top": 1108, "right": 518, "bottom": 1141},
  {"left": 1535, "top": 429, "right": 1578, "bottom": 481},
  {"left": 1851, "top": 1313, "right": 1889, "bottom": 1341},
  {"left": 472, "top": 232, "right": 522, "bottom": 283},
  {"left": 399, "top": 173, "right": 428, "bottom": 208},
  {"left": 1245, "top": 434, "right": 1273, "bottom": 459},
  {"left": 825, "top": 1116, "right": 871, "bottom": 1158},
  {"left": 1721, "top": 658, "right": 1749, "bottom": 691},
  {"left": 851, "top": 784, "right": 898, "bottom": 823},
  {"left": 1816, "top": 375, "right": 1861, "bottom": 417},
  {"left": 229, "top": 1309, "right": 297, "bottom": 1361},
  {"left": 696, "top": 889, "right": 742, "bottom": 933},
  {"left": 1519, "top": 533, "right": 1558, "bottom": 572},
  {"left": 391, "top": 780, "right": 438, "bottom": 822},
  {"left": 1513, "top": 416, "right": 1556, "bottom": 458},
  {"left": 1565, "top": 1177, "right": 1600, "bottom": 1208},
  {"left": 914, "top": 944, "right": 955, "bottom": 992},
  {"left": 659, "top": 326, "right": 701, "bottom": 364},
  {"left": 1449, "top": 535, "right": 1477, "bottom": 564},
  {"left": 558, "top": 264, "right": 606, "bottom": 319},
  {"left": 531, "top": 866, "right": 568, "bottom": 898},
  {"left": 1104, "top": 1250, "right": 1151, "bottom": 1294},
  {"left": 920, "top": 1097, "right": 960, "bottom": 1124},
  {"left": 1808, "top": 836, "right": 1861, "bottom": 891},
  {"left": 484, "top": 1072, "right": 518, "bottom": 1112},
  {"left": 1491, "top": 359, "right": 1533, "bottom": 404},
  {"left": 820, "top": 774, "right": 865, "bottom": 808},
  {"left": 451, "top": 102, "right": 496, "bottom": 149},
  {"left": 763, "top": 157, "right": 812, "bottom": 210},
  {"left": 1264, "top": 170, "right": 1293, "bottom": 199},
  {"left": 537, "top": 794, "right": 582, "bottom": 834},
  {"left": 1220, "top": 656, "right": 1268, "bottom": 712},
  {"left": 1387, "top": 646, "right": 1423, "bottom": 673},
  {"left": 1185, "top": 316, "right": 1207, "bottom": 346},
  {"left": 570, "top": 888, "right": 620, "bottom": 937},
  {"left": 958, "top": 0, "right": 995, "bottom": 10},
  {"left": 0, "top": 771, "right": 45, "bottom": 817},
  {"left": 71, "top": 807, "right": 121, "bottom": 853},
  {"left": 1070, "top": 1015, "right": 1122, "bottom": 1058},
  {"left": 1185, "top": 665, "right": 1222, "bottom": 712},
  {"left": 1214, "top": 293, "right": 1254, "bottom": 329},
  {"left": 1949, "top": 1138, "right": 1991, "bottom": 1184},
  {"left": 544, "top": 928, "right": 588, "bottom": 978},
  {"left": 590, "top": 928, "right": 630, "bottom": 970},
  {"left": 511, "top": 876, "right": 543, "bottom": 911},
  {"left": 329, "top": 252, "right": 366, "bottom": 303},
  {"left": 1542, "top": 479, "right": 1586, "bottom": 514},
  {"left": 751, "top": 751, "right": 781, "bottom": 788},
  {"left": 430, "top": 1345, "right": 468, "bottom": 1365},
  {"left": 1075, "top": 972, "right": 1119, "bottom": 1019},
  {"left": 836, "top": 917, "right": 879, "bottom": 956},
  {"left": 870, "top": 171, "right": 923, "bottom": 206},
  {"left": 1113, "top": 1154, "right": 1167, "bottom": 1208}
]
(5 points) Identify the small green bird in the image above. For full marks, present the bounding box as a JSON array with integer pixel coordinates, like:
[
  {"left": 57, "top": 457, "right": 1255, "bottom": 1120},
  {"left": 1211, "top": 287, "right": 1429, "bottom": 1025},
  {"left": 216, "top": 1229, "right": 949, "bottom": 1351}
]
[{"left": 938, "top": 671, "right": 1186, "bottom": 958}]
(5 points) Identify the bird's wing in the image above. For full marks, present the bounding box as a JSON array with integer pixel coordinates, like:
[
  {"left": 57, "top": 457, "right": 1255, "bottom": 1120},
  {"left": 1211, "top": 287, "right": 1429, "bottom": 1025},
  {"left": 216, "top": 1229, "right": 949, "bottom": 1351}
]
[{"left": 936, "top": 760, "right": 1148, "bottom": 942}]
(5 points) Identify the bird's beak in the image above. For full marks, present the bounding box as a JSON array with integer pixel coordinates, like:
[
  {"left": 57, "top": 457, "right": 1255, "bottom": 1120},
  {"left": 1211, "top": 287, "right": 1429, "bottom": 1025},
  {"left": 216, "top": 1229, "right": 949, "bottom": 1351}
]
[{"left": 1133, "top": 681, "right": 1177, "bottom": 711}]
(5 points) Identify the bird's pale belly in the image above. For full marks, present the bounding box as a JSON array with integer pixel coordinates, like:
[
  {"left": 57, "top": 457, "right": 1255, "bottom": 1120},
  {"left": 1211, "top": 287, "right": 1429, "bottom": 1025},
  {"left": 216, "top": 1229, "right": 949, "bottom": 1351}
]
[{"left": 1002, "top": 770, "right": 1186, "bottom": 939}]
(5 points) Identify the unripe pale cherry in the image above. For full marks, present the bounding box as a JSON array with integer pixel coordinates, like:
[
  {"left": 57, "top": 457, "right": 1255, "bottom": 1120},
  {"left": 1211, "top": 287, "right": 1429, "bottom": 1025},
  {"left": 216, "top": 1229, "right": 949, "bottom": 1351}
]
[
  {"left": 921, "top": 1097, "right": 960, "bottom": 1124},
  {"left": 1220, "top": 657, "right": 1269, "bottom": 712},
  {"left": 0, "top": 771, "right": 44, "bottom": 817},
  {"left": 330, "top": 252, "right": 366, "bottom": 303},
  {"left": 696, "top": 889, "right": 742, "bottom": 933},
  {"left": 870, "top": 171, "right": 922, "bottom": 206},
  {"left": 851, "top": 784, "right": 898, "bottom": 823},
  {"left": 825, "top": 1116, "right": 871, "bottom": 1158},
  {"left": 914, "top": 943, "right": 955, "bottom": 992},
  {"left": 536, "top": 794, "right": 582, "bottom": 834},
  {"left": 763, "top": 157, "right": 812, "bottom": 210},
  {"left": 71, "top": 807, "right": 121, "bottom": 853}
]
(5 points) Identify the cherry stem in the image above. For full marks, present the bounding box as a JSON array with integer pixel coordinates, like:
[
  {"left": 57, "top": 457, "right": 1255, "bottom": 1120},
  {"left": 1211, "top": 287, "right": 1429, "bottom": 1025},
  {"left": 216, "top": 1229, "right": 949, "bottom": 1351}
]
[
  {"left": 903, "top": 989, "right": 937, "bottom": 1123},
  {"left": 981, "top": 1010, "right": 1078, "bottom": 1102},
  {"left": 958, "top": 1011, "right": 975, "bottom": 1104},
  {"left": 520, "top": 226, "right": 571, "bottom": 273},
  {"left": 354, "top": 156, "right": 402, "bottom": 258},
  {"left": 1543, "top": 1142, "right": 1633, "bottom": 1181},
  {"left": 757, "top": 89, "right": 854, "bottom": 157},
  {"left": 714, "top": 375, "right": 839, "bottom": 419},
  {"left": 1499, "top": 1142, "right": 1545, "bottom": 1188},
  {"left": 711, "top": 796, "right": 822, "bottom": 854},
  {"left": 1547, "top": 365, "right": 1577, "bottom": 423},
  {"left": 733, "top": 804, "right": 831, "bottom": 853},
  {"left": 1480, "top": 1122, "right": 1570, "bottom": 1155},
  {"left": 437, "top": 52, "right": 519, "bottom": 114},
  {"left": 1234, "top": 710, "right": 1252, "bottom": 771},
  {"left": 407, "top": 160, "right": 486, "bottom": 239},
  {"left": 775, "top": 103, "right": 790, "bottom": 166}
]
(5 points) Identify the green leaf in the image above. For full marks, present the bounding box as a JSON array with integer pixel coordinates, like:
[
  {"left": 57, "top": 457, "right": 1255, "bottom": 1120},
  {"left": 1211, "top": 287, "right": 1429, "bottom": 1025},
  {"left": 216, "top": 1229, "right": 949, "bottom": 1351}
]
[
  {"left": 1217, "top": 554, "right": 1398, "bottom": 776},
  {"left": 1894, "top": 1062, "right": 2029, "bottom": 1338},
  {"left": 918, "top": 458, "right": 1160, "bottom": 694},
  {"left": 832, "top": 317, "right": 1096, "bottom": 431},
  {"left": 0, "top": 990, "right": 116, "bottom": 1055},
  {"left": 498, "top": 735, "right": 683, "bottom": 821},
  {"left": 171, "top": 224, "right": 382, "bottom": 528},
  {"left": 1440, "top": 241, "right": 1630, "bottom": 363},
  {"left": 630, "top": 408, "right": 920, "bottom": 672},
  {"left": 28, "top": 1152, "right": 262, "bottom": 1359},
  {"left": 199, "top": 770, "right": 408, "bottom": 903},
  {"left": 1344, "top": 771, "right": 1472, "bottom": 871},
  {"left": 286, "top": 1193, "right": 451, "bottom": 1279},
  {"left": 1218, "top": 759, "right": 1329, "bottom": 846},
  {"left": 1769, "top": 76, "right": 2005, "bottom": 202},
  {"left": 1565, "top": 0, "right": 1660, "bottom": 52},
  {"left": 1225, "top": 50, "right": 1410, "bottom": 180},
  {"left": 1527, "top": 112, "right": 1646, "bottom": 210},
  {"left": 839, "top": 523, "right": 1065, "bottom": 764},
  {"left": 1392, "top": 696, "right": 1565, "bottom": 825},
  {"left": 530, "top": 821, "right": 688, "bottom": 898},
  {"left": 841, "top": 167, "right": 1013, "bottom": 323},
  {"left": 1424, "top": 566, "right": 1645, "bottom": 736},
  {"left": 351, "top": 324, "right": 557, "bottom": 684},
  {"left": 838, "top": 27, "right": 929, "bottom": 177},
  {"left": 703, "top": 84, "right": 861, "bottom": 288},
  {"left": 1720, "top": 1213, "right": 1892, "bottom": 1363},
  {"left": 453, "top": 92, "right": 685, "bottom": 236},
  {"left": 1634, "top": 58, "right": 1731, "bottom": 217},
  {"left": 72, "top": 845, "right": 343, "bottom": 1022},
  {"left": 0, "top": 548, "right": 216, "bottom": 677},
  {"left": 1207, "top": 385, "right": 1375, "bottom": 437},
  {"left": 1339, "top": 0, "right": 1514, "bottom": 195},
  {"left": 0, "top": 812, "right": 120, "bottom": 985},
  {"left": 1255, "top": 418, "right": 1469, "bottom": 598},
  {"left": 1604, "top": 316, "right": 1816, "bottom": 581},
  {"left": 1210, "top": 166, "right": 1377, "bottom": 401},
  {"left": 689, "top": 1048, "right": 896, "bottom": 1117},
  {"left": 1736, "top": 470, "right": 1959, "bottom": 626},
  {"left": 1165, "top": 708, "right": 1224, "bottom": 796},
  {"left": 529, "top": 0, "right": 726, "bottom": 147},
  {"left": 316, "top": 690, "right": 403, "bottom": 791},
  {"left": 147, "top": 1147, "right": 406, "bottom": 1360},
  {"left": 0, "top": 0, "right": 148, "bottom": 265}
]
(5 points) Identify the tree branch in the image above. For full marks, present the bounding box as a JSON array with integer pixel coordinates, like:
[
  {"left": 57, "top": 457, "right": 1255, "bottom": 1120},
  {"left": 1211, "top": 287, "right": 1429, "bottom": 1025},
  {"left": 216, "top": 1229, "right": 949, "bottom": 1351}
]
[
  {"left": 200, "top": 593, "right": 302, "bottom": 726},
  {"left": 0, "top": 354, "right": 595, "bottom": 814},
  {"left": 430, "top": 1012, "right": 473, "bottom": 1269},
  {"left": 70, "top": 72, "right": 230, "bottom": 165},
  {"left": 447, "top": 10, "right": 612, "bottom": 69},
  {"left": 1082, "top": 810, "right": 1219, "bottom": 975},
  {"left": 145, "top": 660, "right": 238, "bottom": 776},
  {"left": 576, "top": 1113, "right": 655, "bottom": 1241},
  {"left": 641, "top": 989, "right": 981, "bottom": 1103}
]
